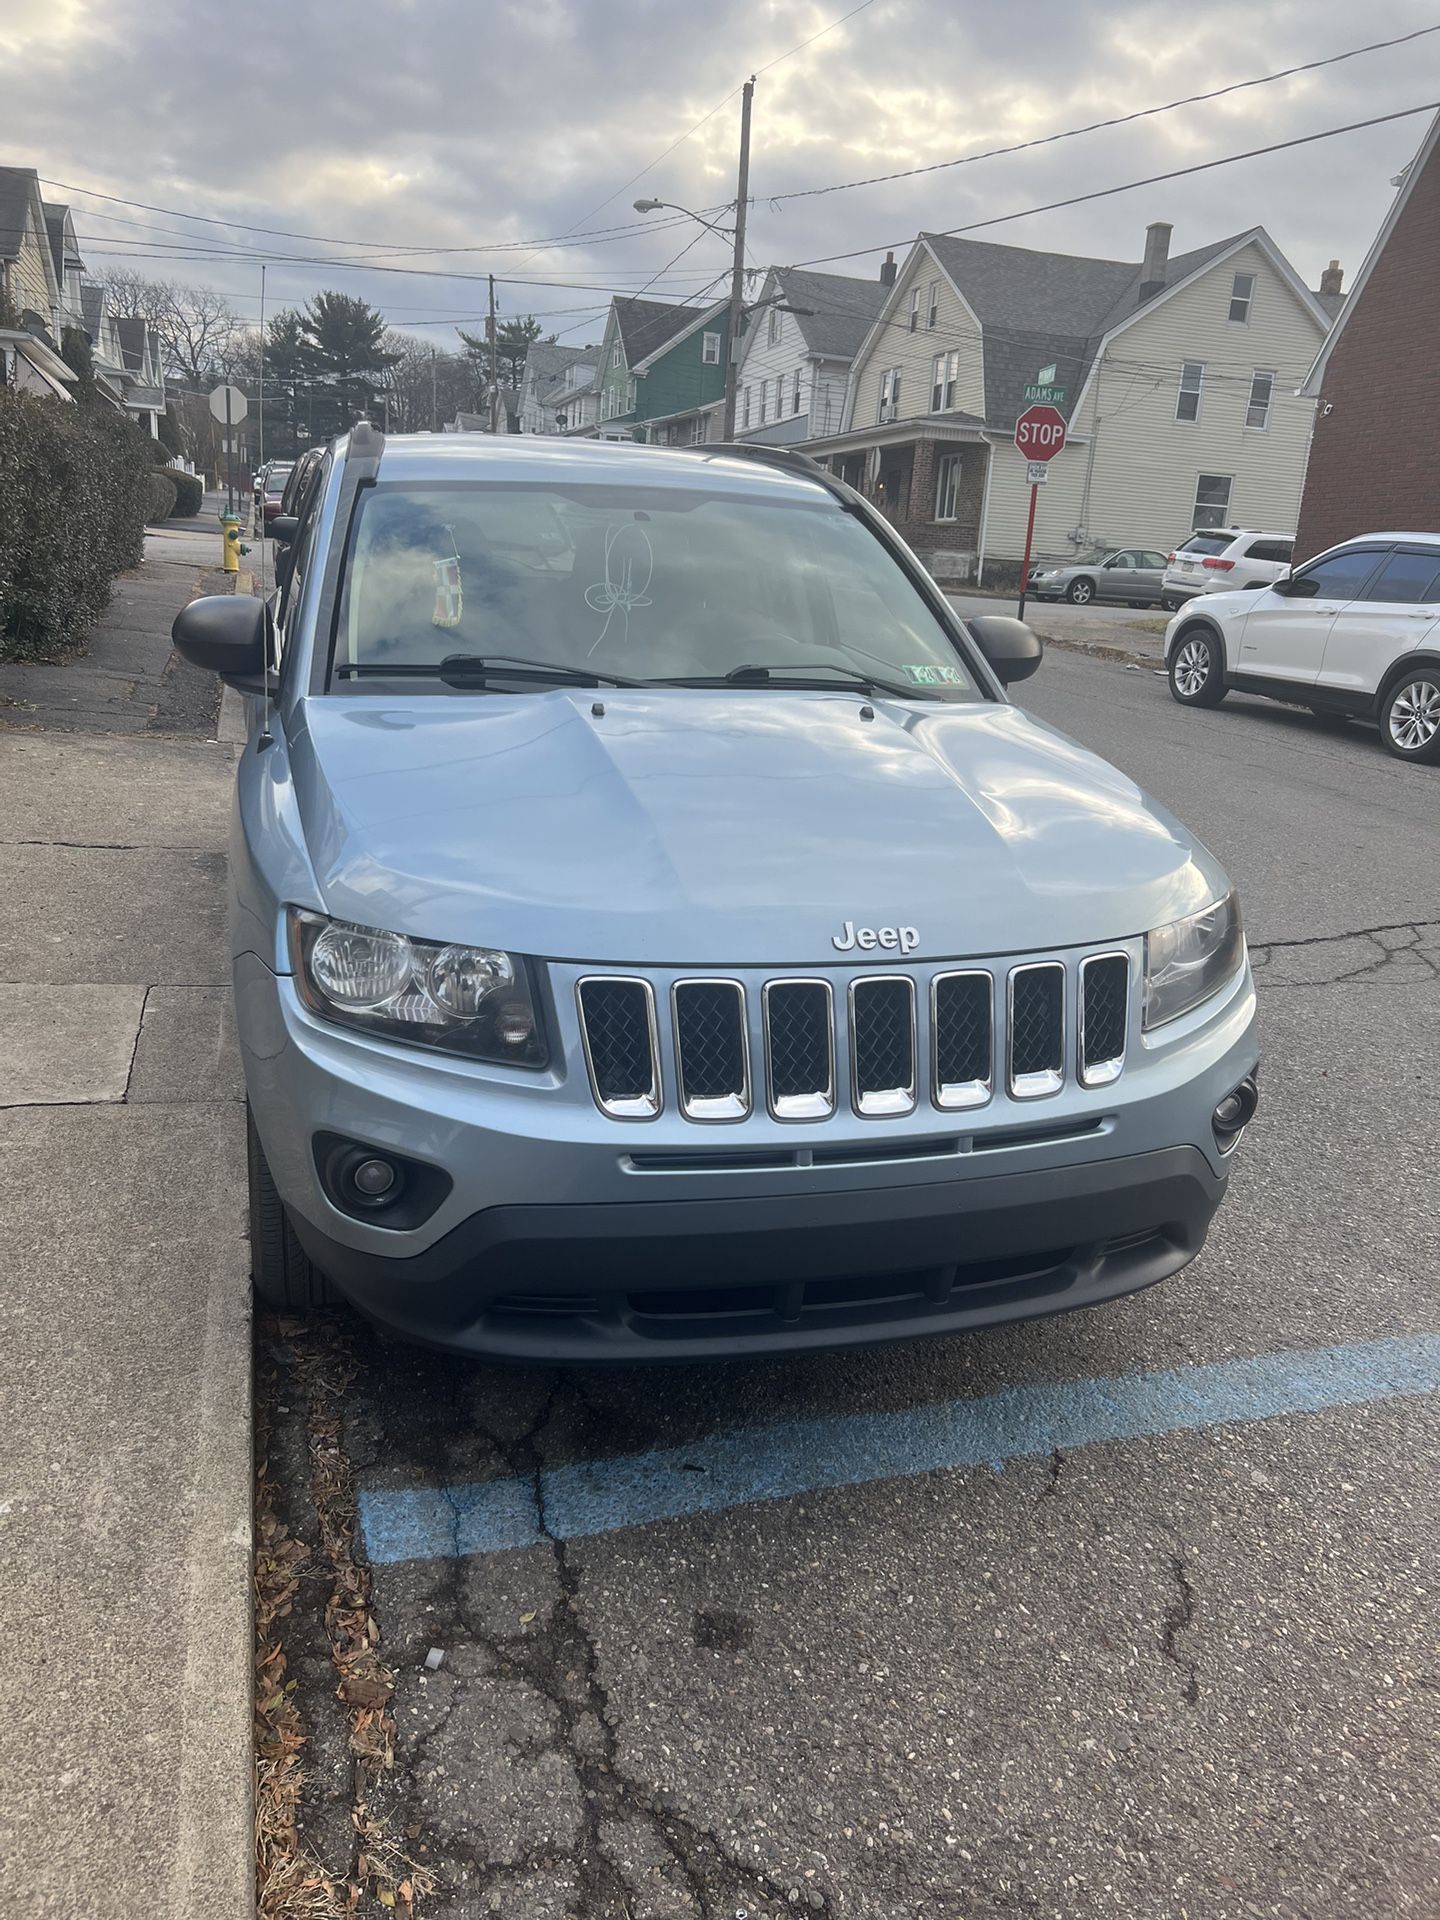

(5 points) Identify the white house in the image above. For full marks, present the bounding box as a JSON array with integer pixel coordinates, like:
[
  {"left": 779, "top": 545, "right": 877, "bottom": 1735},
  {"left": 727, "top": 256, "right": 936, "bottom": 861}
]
[
  {"left": 517, "top": 341, "right": 600, "bottom": 435},
  {"left": 735, "top": 264, "right": 890, "bottom": 445},
  {"left": 0, "top": 165, "right": 77, "bottom": 401},
  {"left": 807, "top": 223, "right": 1335, "bottom": 584}
]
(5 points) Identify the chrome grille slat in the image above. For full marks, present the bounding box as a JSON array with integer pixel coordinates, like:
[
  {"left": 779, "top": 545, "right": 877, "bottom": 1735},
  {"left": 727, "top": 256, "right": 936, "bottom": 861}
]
[
  {"left": 931, "top": 969, "right": 993, "bottom": 1110},
  {"left": 849, "top": 975, "right": 917, "bottom": 1117},
  {"left": 673, "top": 979, "right": 750, "bottom": 1121},
  {"left": 763, "top": 979, "right": 835, "bottom": 1119},
  {"left": 1007, "top": 962, "right": 1065, "bottom": 1100},
  {"left": 1079, "top": 953, "right": 1129, "bottom": 1087},
  {"left": 577, "top": 978, "right": 660, "bottom": 1119}
]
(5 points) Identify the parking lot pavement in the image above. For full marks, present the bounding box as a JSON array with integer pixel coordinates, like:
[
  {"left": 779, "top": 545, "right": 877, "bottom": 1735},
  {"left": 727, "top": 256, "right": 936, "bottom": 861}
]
[{"left": 262, "top": 651, "right": 1439, "bottom": 1920}]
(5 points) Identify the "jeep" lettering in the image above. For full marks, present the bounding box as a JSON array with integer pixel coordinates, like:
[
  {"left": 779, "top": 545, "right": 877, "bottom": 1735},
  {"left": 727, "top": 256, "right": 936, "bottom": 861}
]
[{"left": 832, "top": 920, "right": 919, "bottom": 955}]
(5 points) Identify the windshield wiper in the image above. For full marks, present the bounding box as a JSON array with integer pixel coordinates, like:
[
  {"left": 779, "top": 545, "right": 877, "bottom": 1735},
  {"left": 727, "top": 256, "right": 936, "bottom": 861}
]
[
  {"left": 664, "top": 662, "right": 933, "bottom": 699},
  {"left": 334, "top": 654, "right": 643, "bottom": 689}
]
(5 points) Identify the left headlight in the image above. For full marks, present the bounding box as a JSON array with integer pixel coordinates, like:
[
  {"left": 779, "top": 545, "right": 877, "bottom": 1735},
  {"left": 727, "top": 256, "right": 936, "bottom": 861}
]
[
  {"left": 287, "top": 909, "right": 546, "bottom": 1066},
  {"left": 1143, "top": 889, "right": 1245, "bottom": 1030}
]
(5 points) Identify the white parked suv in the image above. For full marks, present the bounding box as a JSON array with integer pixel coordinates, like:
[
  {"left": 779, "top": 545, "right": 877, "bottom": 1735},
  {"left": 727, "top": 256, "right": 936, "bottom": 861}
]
[
  {"left": 1165, "top": 534, "right": 1440, "bottom": 763},
  {"left": 1160, "top": 529, "right": 1294, "bottom": 609}
]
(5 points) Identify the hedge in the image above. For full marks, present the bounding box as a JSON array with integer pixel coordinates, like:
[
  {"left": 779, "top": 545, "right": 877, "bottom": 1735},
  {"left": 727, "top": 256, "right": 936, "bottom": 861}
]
[
  {"left": 168, "top": 468, "right": 204, "bottom": 517},
  {"left": 145, "top": 470, "right": 178, "bottom": 523},
  {"left": 0, "top": 391, "right": 155, "bottom": 662}
]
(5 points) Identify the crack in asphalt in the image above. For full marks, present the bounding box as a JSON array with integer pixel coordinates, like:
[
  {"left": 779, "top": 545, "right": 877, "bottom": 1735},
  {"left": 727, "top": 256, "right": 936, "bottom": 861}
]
[
  {"left": 1249, "top": 919, "right": 1440, "bottom": 991},
  {"left": 1158, "top": 1551, "right": 1201, "bottom": 1710},
  {"left": 400, "top": 1378, "right": 831, "bottom": 1918}
]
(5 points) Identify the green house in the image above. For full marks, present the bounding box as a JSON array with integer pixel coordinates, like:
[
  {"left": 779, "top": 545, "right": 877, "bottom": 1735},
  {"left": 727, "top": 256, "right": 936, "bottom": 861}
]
[{"left": 592, "top": 296, "right": 726, "bottom": 441}]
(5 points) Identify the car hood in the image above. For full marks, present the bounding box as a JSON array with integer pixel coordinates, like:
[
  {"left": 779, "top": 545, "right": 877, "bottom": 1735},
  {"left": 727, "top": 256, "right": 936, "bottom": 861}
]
[{"left": 287, "top": 690, "right": 1226, "bottom": 966}]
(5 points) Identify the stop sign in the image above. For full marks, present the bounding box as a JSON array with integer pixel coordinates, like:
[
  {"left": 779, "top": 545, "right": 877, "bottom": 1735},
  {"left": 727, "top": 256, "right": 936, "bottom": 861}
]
[{"left": 1014, "top": 404, "right": 1067, "bottom": 462}]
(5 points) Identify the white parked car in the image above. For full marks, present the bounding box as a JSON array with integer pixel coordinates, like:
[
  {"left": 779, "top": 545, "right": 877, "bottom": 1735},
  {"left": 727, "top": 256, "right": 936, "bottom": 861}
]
[
  {"left": 1160, "top": 529, "right": 1294, "bottom": 609},
  {"left": 1164, "top": 534, "right": 1440, "bottom": 763}
]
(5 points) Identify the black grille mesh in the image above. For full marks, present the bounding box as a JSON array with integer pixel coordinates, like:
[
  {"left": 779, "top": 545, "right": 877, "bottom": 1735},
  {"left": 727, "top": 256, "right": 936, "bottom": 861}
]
[
  {"left": 1082, "top": 956, "right": 1128, "bottom": 1071},
  {"left": 934, "top": 973, "right": 992, "bottom": 1089},
  {"left": 1011, "top": 966, "right": 1064, "bottom": 1079},
  {"left": 579, "top": 980, "right": 654, "bottom": 1102},
  {"left": 766, "top": 983, "right": 831, "bottom": 1101},
  {"left": 675, "top": 982, "right": 746, "bottom": 1103},
  {"left": 852, "top": 978, "right": 914, "bottom": 1094}
]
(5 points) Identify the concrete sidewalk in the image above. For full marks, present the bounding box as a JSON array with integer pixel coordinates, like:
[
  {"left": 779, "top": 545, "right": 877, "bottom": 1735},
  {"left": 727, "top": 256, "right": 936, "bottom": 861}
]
[{"left": 0, "top": 526, "right": 252, "bottom": 1916}]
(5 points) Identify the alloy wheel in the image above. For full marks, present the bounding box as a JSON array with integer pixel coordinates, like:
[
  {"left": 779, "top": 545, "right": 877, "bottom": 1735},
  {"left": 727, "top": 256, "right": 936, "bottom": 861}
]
[
  {"left": 1174, "top": 638, "right": 1211, "bottom": 698},
  {"left": 1388, "top": 679, "right": 1440, "bottom": 752}
]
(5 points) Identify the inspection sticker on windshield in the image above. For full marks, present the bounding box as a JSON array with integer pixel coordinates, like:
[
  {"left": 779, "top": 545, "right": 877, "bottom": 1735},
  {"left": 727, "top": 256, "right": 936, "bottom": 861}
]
[{"left": 903, "top": 663, "right": 965, "bottom": 685}]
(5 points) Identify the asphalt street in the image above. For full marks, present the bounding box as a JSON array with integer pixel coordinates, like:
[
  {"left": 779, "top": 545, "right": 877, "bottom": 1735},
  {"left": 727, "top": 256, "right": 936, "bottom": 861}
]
[{"left": 264, "top": 651, "right": 1440, "bottom": 1920}]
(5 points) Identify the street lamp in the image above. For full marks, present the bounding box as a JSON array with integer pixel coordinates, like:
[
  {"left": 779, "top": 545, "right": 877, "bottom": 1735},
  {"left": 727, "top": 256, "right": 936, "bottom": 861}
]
[{"left": 632, "top": 198, "right": 735, "bottom": 238}]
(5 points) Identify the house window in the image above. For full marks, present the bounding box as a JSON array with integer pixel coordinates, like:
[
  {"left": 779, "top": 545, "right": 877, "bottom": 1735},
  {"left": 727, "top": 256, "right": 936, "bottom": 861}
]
[
  {"left": 768, "top": 306, "right": 782, "bottom": 347},
  {"left": 935, "top": 453, "right": 963, "bottom": 522},
  {"left": 1245, "top": 370, "right": 1274, "bottom": 430},
  {"left": 690, "top": 413, "right": 708, "bottom": 444},
  {"left": 1229, "top": 272, "right": 1255, "bottom": 323},
  {"left": 908, "top": 288, "right": 920, "bottom": 333},
  {"left": 930, "top": 349, "right": 958, "bottom": 412},
  {"left": 1175, "top": 361, "right": 1204, "bottom": 423},
  {"left": 742, "top": 385, "right": 751, "bottom": 428},
  {"left": 759, "top": 378, "right": 768, "bottom": 424},
  {"left": 1192, "top": 473, "right": 1233, "bottom": 529},
  {"left": 927, "top": 279, "right": 939, "bottom": 328},
  {"left": 879, "top": 366, "right": 902, "bottom": 422},
  {"left": 702, "top": 330, "right": 721, "bottom": 366}
]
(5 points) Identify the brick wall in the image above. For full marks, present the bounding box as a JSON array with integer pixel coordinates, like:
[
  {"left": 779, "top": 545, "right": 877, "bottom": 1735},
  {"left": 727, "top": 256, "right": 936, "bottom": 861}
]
[{"left": 1295, "top": 134, "right": 1440, "bottom": 560}]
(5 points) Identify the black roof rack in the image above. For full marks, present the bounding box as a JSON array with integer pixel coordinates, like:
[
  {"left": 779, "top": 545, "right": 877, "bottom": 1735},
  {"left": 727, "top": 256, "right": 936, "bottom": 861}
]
[{"left": 693, "top": 438, "right": 851, "bottom": 503}]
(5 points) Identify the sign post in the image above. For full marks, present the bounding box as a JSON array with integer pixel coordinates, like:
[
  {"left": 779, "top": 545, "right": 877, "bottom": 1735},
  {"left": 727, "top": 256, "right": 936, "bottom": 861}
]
[
  {"left": 1013, "top": 403, "right": 1067, "bottom": 620},
  {"left": 208, "top": 383, "right": 248, "bottom": 514}
]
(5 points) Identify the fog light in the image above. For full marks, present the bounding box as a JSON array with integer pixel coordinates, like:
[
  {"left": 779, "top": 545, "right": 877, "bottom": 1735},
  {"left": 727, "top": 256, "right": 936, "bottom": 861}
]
[
  {"left": 352, "top": 1157, "right": 397, "bottom": 1198},
  {"left": 1212, "top": 1073, "right": 1259, "bottom": 1151}
]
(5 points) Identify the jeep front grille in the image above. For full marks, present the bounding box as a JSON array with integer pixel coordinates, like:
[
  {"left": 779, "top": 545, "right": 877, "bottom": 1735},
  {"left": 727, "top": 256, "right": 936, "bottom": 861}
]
[{"left": 574, "top": 949, "right": 1134, "bottom": 1123}]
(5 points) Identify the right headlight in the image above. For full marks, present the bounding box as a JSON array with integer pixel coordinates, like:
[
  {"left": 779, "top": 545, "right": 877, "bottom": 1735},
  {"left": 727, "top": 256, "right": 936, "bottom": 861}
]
[
  {"left": 287, "top": 909, "right": 547, "bottom": 1066},
  {"left": 1143, "top": 889, "right": 1245, "bottom": 1030}
]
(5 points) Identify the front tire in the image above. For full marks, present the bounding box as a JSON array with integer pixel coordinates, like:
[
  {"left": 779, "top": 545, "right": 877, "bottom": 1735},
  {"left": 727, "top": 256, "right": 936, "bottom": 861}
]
[
  {"left": 247, "top": 1103, "right": 338, "bottom": 1310},
  {"left": 1380, "top": 671, "right": 1440, "bottom": 764},
  {"left": 1065, "top": 577, "right": 1095, "bottom": 605},
  {"left": 1168, "top": 627, "right": 1227, "bottom": 708}
]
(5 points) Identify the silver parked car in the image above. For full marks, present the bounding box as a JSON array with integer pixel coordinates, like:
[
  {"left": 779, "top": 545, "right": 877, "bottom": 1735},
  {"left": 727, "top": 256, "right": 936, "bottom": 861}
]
[
  {"left": 174, "top": 430, "right": 1258, "bottom": 1361},
  {"left": 1027, "top": 548, "right": 1171, "bottom": 606}
]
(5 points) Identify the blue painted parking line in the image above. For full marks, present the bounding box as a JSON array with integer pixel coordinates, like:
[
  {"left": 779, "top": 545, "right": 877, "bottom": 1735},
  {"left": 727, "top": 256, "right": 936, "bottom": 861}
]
[{"left": 358, "top": 1335, "right": 1440, "bottom": 1565}]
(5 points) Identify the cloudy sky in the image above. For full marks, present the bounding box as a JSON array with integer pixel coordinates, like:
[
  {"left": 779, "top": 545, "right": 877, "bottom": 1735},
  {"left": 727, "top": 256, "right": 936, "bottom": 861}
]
[{"left": 2, "top": 0, "right": 1435, "bottom": 347}]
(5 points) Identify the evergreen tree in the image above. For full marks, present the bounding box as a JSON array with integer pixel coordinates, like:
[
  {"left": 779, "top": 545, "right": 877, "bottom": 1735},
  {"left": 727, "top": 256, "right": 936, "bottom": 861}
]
[{"left": 300, "top": 292, "right": 397, "bottom": 436}]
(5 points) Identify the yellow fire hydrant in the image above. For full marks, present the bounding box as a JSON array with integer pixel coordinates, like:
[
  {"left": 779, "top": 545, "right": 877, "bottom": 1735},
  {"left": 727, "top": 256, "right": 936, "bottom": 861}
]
[{"left": 221, "top": 512, "right": 248, "bottom": 574}]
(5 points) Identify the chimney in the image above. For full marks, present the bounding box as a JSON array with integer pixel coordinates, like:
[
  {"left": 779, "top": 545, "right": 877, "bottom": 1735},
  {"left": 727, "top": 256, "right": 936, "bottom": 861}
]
[
  {"left": 1320, "top": 259, "right": 1344, "bottom": 298},
  {"left": 879, "top": 250, "right": 897, "bottom": 287},
  {"left": 1138, "top": 221, "right": 1172, "bottom": 302}
]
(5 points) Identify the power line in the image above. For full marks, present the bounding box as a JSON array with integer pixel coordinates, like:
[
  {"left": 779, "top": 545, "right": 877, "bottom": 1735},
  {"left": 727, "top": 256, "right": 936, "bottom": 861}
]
[
  {"left": 787, "top": 101, "right": 1440, "bottom": 269},
  {"left": 759, "top": 24, "right": 1440, "bottom": 205}
]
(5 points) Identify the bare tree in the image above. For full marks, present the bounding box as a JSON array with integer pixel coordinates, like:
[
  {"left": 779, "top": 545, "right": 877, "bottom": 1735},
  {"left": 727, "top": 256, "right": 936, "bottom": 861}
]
[
  {"left": 99, "top": 271, "right": 242, "bottom": 384},
  {"left": 380, "top": 330, "right": 477, "bottom": 432}
]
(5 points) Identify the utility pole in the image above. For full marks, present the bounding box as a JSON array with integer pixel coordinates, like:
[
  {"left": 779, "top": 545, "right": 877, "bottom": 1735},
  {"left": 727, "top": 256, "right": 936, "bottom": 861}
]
[
  {"left": 720, "top": 76, "right": 754, "bottom": 442},
  {"left": 488, "top": 275, "right": 499, "bottom": 435},
  {"left": 430, "top": 346, "right": 438, "bottom": 432}
]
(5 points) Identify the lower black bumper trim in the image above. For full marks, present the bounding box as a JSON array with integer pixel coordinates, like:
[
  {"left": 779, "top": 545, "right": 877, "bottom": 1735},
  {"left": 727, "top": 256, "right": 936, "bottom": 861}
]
[{"left": 288, "top": 1145, "right": 1227, "bottom": 1362}]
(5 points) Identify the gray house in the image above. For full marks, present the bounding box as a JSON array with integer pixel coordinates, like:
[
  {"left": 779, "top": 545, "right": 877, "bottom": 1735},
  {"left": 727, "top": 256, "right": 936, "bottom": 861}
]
[{"left": 735, "top": 263, "right": 891, "bottom": 445}]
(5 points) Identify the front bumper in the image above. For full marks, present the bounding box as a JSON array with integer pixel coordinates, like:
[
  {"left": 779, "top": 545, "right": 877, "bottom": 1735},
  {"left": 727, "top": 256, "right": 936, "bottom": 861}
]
[
  {"left": 238, "top": 946, "right": 1258, "bottom": 1361},
  {"left": 290, "top": 1144, "right": 1226, "bottom": 1361}
]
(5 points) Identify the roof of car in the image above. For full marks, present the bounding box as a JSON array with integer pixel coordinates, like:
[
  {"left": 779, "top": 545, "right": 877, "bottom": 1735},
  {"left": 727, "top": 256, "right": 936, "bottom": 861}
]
[
  {"left": 1332, "top": 530, "right": 1440, "bottom": 546},
  {"left": 368, "top": 431, "right": 838, "bottom": 504}
]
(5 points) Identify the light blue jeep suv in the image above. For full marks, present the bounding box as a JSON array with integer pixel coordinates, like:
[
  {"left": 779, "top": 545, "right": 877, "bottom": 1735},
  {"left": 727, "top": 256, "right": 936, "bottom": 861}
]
[{"left": 175, "top": 429, "right": 1258, "bottom": 1361}]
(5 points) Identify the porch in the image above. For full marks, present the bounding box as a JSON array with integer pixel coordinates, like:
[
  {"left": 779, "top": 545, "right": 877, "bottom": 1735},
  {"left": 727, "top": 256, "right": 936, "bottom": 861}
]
[{"left": 806, "top": 417, "right": 990, "bottom": 583}]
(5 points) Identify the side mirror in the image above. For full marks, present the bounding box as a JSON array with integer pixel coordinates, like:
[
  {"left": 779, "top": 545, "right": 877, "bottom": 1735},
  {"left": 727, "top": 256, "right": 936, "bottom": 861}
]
[
  {"left": 269, "top": 514, "right": 299, "bottom": 547},
  {"left": 1270, "top": 569, "right": 1294, "bottom": 593},
  {"left": 967, "top": 614, "right": 1043, "bottom": 686},
  {"left": 172, "top": 594, "right": 268, "bottom": 691}
]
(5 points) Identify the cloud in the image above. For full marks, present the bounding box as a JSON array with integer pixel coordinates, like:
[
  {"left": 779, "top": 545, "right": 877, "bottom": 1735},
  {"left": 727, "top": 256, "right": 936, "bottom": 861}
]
[{"left": 2, "top": 0, "right": 1433, "bottom": 344}]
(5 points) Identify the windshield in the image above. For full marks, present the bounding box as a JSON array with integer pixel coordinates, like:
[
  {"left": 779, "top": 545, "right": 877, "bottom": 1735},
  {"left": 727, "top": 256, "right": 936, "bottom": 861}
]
[
  {"left": 329, "top": 481, "right": 982, "bottom": 699},
  {"left": 1178, "top": 533, "right": 1232, "bottom": 556},
  {"left": 265, "top": 470, "right": 293, "bottom": 495}
]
